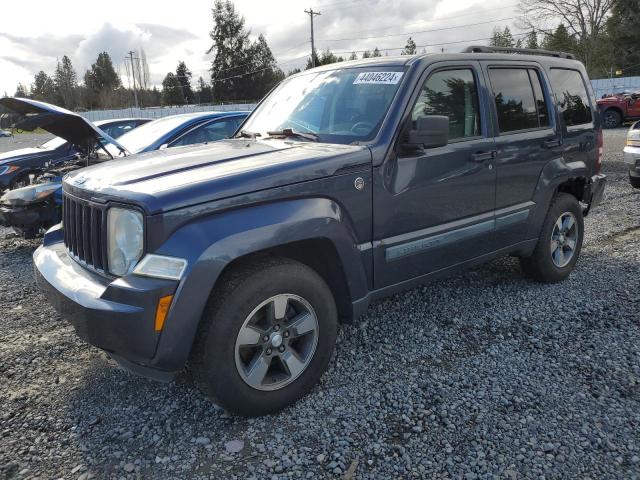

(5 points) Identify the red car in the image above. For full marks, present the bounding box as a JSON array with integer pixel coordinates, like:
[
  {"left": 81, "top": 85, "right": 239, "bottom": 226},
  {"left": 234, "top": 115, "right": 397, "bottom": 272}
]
[{"left": 597, "top": 92, "right": 640, "bottom": 128}]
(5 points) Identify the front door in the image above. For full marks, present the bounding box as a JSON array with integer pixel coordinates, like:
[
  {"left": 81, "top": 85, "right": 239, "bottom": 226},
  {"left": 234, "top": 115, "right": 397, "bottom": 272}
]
[{"left": 373, "top": 62, "right": 497, "bottom": 288}]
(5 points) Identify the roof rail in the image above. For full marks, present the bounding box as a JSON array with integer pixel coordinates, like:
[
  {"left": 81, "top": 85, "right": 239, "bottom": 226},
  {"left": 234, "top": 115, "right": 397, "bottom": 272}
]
[{"left": 463, "top": 45, "right": 576, "bottom": 60}]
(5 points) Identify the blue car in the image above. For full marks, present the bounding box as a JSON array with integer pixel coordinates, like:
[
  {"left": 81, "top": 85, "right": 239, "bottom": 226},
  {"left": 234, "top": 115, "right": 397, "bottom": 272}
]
[
  {"left": 0, "top": 99, "right": 249, "bottom": 237},
  {"left": 0, "top": 114, "right": 151, "bottom": 190}
]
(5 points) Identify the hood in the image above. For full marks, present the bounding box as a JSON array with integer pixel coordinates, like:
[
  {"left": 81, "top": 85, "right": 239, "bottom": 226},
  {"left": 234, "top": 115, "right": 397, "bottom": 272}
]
[
  {"left": 63, "top": 139, "right": 372, "bottom": 214},
  {"left": 0, "top": 97, "right": 127, "bottom": 153}
]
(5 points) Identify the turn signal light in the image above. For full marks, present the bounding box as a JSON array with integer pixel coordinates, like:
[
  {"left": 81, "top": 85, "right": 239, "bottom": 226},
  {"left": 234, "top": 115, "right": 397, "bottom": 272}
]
[{"left": 154, "top": 295, "right": 174, "bottom": 332}]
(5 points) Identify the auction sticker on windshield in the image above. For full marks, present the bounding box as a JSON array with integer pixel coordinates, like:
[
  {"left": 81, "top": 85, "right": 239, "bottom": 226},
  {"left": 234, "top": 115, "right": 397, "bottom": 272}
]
[{"left": 353, "top": 72, "right": 404, "bottom": 85}]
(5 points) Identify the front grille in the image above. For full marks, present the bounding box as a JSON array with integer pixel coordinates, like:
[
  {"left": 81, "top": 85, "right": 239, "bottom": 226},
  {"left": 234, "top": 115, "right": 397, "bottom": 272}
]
[{"left": 63, "top": 193, "right": 107, "bottom": 272}]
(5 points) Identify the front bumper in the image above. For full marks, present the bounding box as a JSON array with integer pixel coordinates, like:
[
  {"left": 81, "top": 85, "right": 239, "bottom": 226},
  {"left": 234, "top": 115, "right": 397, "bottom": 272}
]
[
  {"left": 624, "top": 146, "right": 640, "bottom": 177},
  {"left": 33, "top": 235, "right": 179, "bottom": 380}
]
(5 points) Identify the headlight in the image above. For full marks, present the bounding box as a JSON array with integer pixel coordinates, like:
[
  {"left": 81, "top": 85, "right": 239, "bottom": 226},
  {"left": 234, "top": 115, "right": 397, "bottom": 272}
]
[
  {"left": 107, "top": 207, "right": 144, "bottom": 276},
  {"left": 0, "top": 182, "right": 60, "bottom": 206},
  {"left": 627, "top": 127, "right": 640, "bottom": 147},
  {"left": 0, "top": 165, "right": 19, "bottom": 176}
]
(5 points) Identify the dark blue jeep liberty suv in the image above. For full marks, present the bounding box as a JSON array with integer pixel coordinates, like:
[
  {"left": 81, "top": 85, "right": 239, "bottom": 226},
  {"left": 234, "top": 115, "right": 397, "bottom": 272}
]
[{"left": 34, "top": 47, "right": 606, "bottom": 415}]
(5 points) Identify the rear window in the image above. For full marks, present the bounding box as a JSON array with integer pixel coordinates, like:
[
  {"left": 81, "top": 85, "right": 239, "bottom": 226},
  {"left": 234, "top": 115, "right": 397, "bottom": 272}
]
[
  {"left": 488, "top": 68, "right": 550, "bottom": 133},
  {"left": 549, "top": 69, "right": 592, "bottom": 126}
]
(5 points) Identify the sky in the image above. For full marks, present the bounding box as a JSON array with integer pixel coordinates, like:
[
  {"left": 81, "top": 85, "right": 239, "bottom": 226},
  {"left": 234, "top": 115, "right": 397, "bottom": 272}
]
[{"left": 0, "top": 0, "right": 523, "bottom": 97}]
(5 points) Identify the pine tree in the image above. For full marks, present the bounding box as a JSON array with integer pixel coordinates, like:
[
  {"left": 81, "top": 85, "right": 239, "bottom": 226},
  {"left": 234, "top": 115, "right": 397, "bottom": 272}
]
[
  {"left": 161, "top": 73, "right": 185, "bottom": 105},
  {"left": 176, "top": 61, "right": 195, "bottom": 104},
  {"left": 605, "top": 0, "right": 640, "bottom": 76},
  {"left": 362, "top": 50, "right": 371, "bottom": 59},
  {"left": 402, "top": 37, "right": 417, "bottom": 55},
  {"left": 525, "top": 30, "right": 539, "bottom": 49},
  {"left": 372, "top": 47, "right": 382, "bottom": 57},
  {"left": 53, "top": 55, "right": 78, "bottom": 109},
  {"left": 490, "top": 26, "right": 515, "bottom": 47},
  {"left": 31, "top": 71, "right": 57, "bottom": 103},
  {"left": 348, "top": 52, "right": 358, "bottom": 60},
  {"left": 195, "top": 76, "right": 213, "bottom": 103},
  {"left": 541, "top": 24, "right": 578, "bottom": 54},
  {"left": 14, "top": 84, "right": 28, "bottom": 98}
]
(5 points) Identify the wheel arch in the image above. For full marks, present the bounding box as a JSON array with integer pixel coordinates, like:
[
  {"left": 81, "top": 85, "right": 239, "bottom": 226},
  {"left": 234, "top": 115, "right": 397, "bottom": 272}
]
[{"left": 148, "top": 197, "right": 370, "bottom": 372}]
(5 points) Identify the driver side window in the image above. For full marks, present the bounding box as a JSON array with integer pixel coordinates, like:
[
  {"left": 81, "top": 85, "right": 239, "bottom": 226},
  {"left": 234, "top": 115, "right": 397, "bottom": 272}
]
[
  {"left": 411, "top": 68, "right": 481, "bottom": 140},
  {"left": 172, "top": 118, "right": 240, "bottom": 147}
]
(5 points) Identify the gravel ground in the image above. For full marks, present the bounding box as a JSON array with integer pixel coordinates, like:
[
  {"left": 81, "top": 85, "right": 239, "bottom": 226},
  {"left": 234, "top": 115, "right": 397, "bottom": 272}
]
[
  {"left": 0, "top": 134, "right": 53, "bottom": 154},
  {"left": 1, "top": 129, "right": 639, "bottom": 480}
]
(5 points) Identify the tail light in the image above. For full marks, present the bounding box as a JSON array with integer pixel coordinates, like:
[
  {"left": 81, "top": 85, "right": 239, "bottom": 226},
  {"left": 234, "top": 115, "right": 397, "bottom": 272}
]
[{"left": 596, "top": 129, "right": 603, "bottom": 174}]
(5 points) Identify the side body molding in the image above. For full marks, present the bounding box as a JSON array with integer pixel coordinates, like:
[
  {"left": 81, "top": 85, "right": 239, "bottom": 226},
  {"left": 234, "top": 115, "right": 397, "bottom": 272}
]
[{"left": 149, "top": 197, "right": 369, "bottom": 371}]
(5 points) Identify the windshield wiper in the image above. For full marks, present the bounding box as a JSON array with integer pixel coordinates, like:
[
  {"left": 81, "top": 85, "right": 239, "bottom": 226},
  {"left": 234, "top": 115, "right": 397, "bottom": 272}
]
[
  {"left": 237, "top": 129, "right": 262, "bottom": 139},
  {"left": 264, "top": 128, "right": 318, "bottom": 142}
]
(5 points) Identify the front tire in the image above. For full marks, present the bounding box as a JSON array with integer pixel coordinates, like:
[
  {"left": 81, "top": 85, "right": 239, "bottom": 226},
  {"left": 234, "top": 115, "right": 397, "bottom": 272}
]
[
  {"left": 189, "top": 257, "right": 338, "bottom": 416},
  {"left": 520, "top": 193, "right": 584, "bottom": 283}
]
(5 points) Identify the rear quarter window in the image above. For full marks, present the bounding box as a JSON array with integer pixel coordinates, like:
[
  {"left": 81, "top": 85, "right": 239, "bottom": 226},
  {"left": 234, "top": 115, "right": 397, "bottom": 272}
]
[{"left": 548, "top": 69, "right": 593, "bottom": 126}]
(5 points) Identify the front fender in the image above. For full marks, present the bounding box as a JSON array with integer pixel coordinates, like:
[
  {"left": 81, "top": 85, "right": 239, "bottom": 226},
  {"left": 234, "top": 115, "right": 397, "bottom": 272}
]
[{"left": 149, "top": 197, "right": 369, "bottom": 371}]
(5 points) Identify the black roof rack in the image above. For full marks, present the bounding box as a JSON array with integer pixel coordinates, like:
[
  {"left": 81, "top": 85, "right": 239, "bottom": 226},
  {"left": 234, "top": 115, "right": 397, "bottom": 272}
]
[{"left": 463, "top": 45, "right": 576, "bottom": 60}]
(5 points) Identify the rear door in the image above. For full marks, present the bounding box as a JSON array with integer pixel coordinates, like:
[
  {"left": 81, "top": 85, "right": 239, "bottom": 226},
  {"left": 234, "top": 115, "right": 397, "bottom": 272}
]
[
  {"left": 373, "top": 61, "right": 497, "bottom": 288},
  {"left": 481, "top": 62, "right": 558, "bottom": 247}
]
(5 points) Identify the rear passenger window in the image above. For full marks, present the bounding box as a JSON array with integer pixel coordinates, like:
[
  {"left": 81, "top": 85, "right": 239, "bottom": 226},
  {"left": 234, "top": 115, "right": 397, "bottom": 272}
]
[
  {"left": 489, "top": 68, "right": 549, "bottom": 133},
  {"left": 412, "top": 69, "right": 481, "bottom": 140},
  {"left": 549, "top": 69, "right": 593, "bottom": 126}
]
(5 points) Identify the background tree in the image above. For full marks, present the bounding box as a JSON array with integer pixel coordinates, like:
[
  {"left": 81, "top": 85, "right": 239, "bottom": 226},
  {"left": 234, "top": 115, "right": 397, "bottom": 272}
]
[
  {"left": 605, "top": 0, "right": 640, "bottom": 76},
  {"left": 31, "top": 71, "right": 57, "bottom": 103},
  {"left": 207, "top": 0, "right": 282, "bottom": 102},
  {"left": 162, "top": 72, "right": 185, "bottom": 105},
  {"left": 525, "top": 30, "right": 539, "bottom": 49},
  {"left": 348, "top": 52, "right": 358, "bottom": 60},
  {"left": 372, "top": 47, "right": 382, "bottom": 57},
  {"left": 195, "top": 77, "right": 214, "bottom": 103},
  {"left": 14, "top": 84, "right": 28, "bottom": 98},
  {"left": 490, "top": 26, "right": 516, "bottom": 47},
  {"left": 541, "top": 24, "right": 579, "bottom": 54},
  {"left": 53, "top": 55, "right": 78, "bottom": 109},
  {"left": 402, "top": 37, "right": 417, "bottom": 55},
  {"left": 84, "top": 52, "right": 121, "bottom": 108},
  {"left": 305, "top": 49, "right": 345, "bottom": 69},
  {"left": 518, "top": 0, "right": 614, "bottom": 72},
  {"left": 176, "top": 61, "right": 195, "bottom": 104}
]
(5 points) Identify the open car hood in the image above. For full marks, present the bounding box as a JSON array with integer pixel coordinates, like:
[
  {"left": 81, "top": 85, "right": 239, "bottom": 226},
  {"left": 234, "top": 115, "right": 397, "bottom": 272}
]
[{"left": 0, "top": 97, "right": 128, "bottom": 155}]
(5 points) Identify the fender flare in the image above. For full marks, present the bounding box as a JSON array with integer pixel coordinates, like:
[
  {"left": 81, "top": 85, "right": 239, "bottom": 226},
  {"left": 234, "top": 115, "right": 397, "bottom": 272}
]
[
  {"left": 149, "top": 197, "right": 369, "bottom": 371},
  {"left": 526, "top": 157, "right": 589, "bottom": 239}
]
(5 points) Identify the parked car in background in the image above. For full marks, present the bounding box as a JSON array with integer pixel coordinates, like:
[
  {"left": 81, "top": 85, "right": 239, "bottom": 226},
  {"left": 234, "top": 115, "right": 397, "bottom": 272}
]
[
  {"left": 624, "top": 120, "right": 640, "bottom": 188},
  {"left": 597, "top": 92, "right": 640, "bottom": 128},
  {"left": 0, "top": 99, "right": 149, "bottom": 191},
  {"left": 34, "top": 47, "right": 605, "bottom": 416},
  {"left": 0, "top": 100, "right": 249, "bottom": 237}
]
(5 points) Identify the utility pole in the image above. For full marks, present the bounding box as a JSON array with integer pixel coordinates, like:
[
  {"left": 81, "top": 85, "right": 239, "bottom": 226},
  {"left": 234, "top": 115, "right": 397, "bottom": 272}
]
[
  {"left": 128, "top": 51, "right": 139, "bottom": 109},
  {"left": 304, "top": 8, "right": 321, "bottom": 68}
]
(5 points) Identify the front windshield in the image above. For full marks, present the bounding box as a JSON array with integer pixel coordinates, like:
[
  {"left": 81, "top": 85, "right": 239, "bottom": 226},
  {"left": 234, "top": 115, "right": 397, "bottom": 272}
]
[
  {"left": 241, "top": 67, "right": 405, "bottom": 143},
  {"left": 40, "top": 136, "right": 67, "bottom": 150},
  {"left": 108, "top": 115, "right": 199, "bottom": 154}
]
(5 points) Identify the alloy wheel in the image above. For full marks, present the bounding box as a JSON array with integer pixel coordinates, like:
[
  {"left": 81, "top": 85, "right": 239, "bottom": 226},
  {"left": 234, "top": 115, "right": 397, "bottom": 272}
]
[
  {"left": 550, "top": 212, "right": 578, "bottom": 268},
  {"left": 234, "top": 294, "right": 319, "bottom": 391}
]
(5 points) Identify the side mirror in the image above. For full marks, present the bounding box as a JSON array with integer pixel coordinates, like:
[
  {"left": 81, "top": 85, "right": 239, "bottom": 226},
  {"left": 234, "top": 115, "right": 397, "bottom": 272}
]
[{"left": 406, "top": 115, "right": 449, "bottom": 149}]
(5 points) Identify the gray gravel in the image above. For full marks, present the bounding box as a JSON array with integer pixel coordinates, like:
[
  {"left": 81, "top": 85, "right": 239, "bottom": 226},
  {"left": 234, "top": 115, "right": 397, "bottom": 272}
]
[{"left": 1, "top": 129, "right": 639, "bottom": 480}]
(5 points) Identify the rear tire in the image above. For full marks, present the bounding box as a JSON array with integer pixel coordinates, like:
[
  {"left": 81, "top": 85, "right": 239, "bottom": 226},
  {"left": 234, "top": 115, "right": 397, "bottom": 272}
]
[
  {"left": 520, "top": 193, "right": 584, "bottom": 283},
  {"left": 630, "top": 174, "right": 640, "bottom": 189},
  {"left": 189, "top": 257, "right": 338, "bottom": 416},
  {"left": 602, "top": 109, "right": 622, "bottom": 129}
]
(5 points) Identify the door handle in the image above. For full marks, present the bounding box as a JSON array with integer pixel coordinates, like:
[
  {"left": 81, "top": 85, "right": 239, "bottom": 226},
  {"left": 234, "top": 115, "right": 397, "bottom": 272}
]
[
  {"left": 471, "top": 150, "right": 497, "bottom": 162},
  {"left": 543, "top": 138, "right": 562, "bottom": 148}
]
